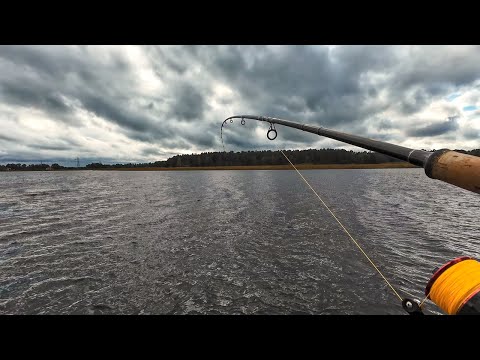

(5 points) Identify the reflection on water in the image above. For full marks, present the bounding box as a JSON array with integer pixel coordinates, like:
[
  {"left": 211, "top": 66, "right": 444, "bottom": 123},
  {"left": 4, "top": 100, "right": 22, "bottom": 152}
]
[{"left": 0, "top": 169, "right": 478, "bottom": 314}]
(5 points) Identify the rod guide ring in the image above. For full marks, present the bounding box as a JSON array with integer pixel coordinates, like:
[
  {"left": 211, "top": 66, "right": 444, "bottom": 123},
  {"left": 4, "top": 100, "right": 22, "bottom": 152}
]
[{"left": 267, "top": 129, "right": 277, "bottom": 140}]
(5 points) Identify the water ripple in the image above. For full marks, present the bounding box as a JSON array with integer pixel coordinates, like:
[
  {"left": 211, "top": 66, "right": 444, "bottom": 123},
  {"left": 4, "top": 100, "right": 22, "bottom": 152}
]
[{"left": 0, "top": 169, "right": 478, "bottom": 314}]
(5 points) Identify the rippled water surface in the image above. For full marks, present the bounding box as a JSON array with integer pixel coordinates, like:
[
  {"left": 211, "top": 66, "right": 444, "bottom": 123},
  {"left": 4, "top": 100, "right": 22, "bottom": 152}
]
[{"left": 0, "top": 169, "right": 478, "bottom": 314}]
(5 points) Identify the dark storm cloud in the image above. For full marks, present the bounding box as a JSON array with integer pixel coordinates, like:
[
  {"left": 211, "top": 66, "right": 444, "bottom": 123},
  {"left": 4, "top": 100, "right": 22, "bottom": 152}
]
[
  {"left": 81, "top": 95, "right": 158, "bottom": 133},
  {"left": 169, "top": 83, "right": 208, "bottom": 121},
  {"left": 407, "top": 117, "right": 459, "bottom": 137},
  {"left": 188, "top": 45, "right": 399, "bottom": 126},
  {"left": 0, "top": 81, "right": 72, "bottom": 116},
  {"left": 196, "top": 45, "right": 479, "bottom": 149},
  {"left": 1, "top": 45, "right": 479, "bottom": 163},
  {"left": 0, "top": 45, "right": 70, "bottom": 78},
  {"left": 395, "top": 46, "right": 480, "bottom": 91},
  {"left": 0, "top": 45, "right": 174, "bottom": 141}
]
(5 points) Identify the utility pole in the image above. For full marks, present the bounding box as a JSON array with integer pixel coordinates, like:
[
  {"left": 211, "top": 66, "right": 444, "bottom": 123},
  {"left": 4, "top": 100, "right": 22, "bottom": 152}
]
[{"left": 76, "top": 157, "right": 80, "bottom": 168}]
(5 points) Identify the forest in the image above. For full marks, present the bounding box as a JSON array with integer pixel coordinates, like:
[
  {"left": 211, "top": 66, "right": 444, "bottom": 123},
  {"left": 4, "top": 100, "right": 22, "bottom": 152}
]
[{"left": 2, "top": 148, "right": 479, "bottom": 170}]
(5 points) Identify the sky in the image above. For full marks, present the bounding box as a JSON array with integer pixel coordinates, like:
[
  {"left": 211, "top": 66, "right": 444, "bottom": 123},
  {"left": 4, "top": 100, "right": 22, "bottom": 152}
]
[{"left": 0, "top": 45, "right": 479, "bottom": 166}]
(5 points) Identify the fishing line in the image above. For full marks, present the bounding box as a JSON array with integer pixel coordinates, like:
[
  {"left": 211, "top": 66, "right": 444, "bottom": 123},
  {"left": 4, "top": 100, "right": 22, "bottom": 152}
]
[
  {"left": 221, "top": 116, "right": 435, "bottom": 310},
  {"left": 279, "top": 149, "right": 405, "bottom": 302},
  {"left": 221, "top": 115, "right": 480, "bottom": 314}
]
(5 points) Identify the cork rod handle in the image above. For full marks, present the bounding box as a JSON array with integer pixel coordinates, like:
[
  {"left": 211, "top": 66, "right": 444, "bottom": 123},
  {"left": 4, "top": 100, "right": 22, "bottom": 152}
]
[{"left": 425, "top": 150, "right": 480, "bottom": 194}]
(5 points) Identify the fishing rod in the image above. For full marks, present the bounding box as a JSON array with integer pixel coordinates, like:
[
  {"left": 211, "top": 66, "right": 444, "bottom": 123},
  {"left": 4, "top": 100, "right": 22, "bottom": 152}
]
[
  {"left": 221, "top": 115, "right": 480, "bottom": 315},
  {"left": 221, "top": 115, "right": 480, "bottom": 195}
]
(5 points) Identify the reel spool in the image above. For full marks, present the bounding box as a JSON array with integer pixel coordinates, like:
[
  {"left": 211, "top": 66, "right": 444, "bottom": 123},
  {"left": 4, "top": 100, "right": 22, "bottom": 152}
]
[{"left": 425, "top": 257, "right": 480, "bottom": 315}]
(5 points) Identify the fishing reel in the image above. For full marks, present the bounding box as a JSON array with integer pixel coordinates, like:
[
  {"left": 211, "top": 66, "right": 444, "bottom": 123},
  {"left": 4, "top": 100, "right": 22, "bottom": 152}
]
[
  {"left": 402, "top": 257, "right": 480, "bottom": 315},
  {"left": 424, "top": 257, "right": 480, "bottom": 315}
]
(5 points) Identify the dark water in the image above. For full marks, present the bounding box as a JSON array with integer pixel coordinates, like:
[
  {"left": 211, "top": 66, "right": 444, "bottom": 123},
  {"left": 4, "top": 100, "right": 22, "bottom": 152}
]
[{"left": 0, "top": 169, "right": 478, "bottom": 315}]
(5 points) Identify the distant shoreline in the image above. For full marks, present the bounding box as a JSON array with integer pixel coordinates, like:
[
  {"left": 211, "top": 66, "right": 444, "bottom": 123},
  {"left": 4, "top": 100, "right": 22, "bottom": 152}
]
[
  {"left": 0, "top": 162, "right": 420, "bottom": 172},
  {"left": 95, "top": 162, "right": 418, "bottom": 171}
]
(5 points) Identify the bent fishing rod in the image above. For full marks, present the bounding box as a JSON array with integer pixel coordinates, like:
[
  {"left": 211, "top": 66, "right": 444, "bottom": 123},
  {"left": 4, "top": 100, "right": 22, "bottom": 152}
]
[
  {"left": 221, "top": 115, "right": 480, "bottom": 195},
  {"left": 222, "top": 115, "right": 480, "bottom": 315}
]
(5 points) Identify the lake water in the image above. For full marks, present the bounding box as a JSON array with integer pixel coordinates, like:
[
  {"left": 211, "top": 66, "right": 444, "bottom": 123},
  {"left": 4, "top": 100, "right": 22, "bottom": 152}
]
[{"left": 0, "top": 169, "right": 478, "bottom": 315}]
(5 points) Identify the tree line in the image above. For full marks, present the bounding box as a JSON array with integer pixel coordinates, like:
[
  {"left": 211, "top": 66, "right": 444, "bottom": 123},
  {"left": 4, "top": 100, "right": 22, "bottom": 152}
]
[
  {"left": 0, "top": 163, "right": 65, "bottom": 171},
  {"left": 1, "top": 148, "right": 479, "bottom": 170},
  {"left": 162, "top": 148, "right": 480, "bottom": 167}
]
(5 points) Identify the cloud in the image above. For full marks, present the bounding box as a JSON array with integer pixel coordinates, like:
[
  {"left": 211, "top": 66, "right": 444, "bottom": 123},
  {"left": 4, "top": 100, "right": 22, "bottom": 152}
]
[
  {"left": 407, "top": 117, "right": 459, "bottom": 137},
  {"left": 1, "top": 45, "right": 480, "bottom": 164},
  {"left": 32, "top": 144, "right": 73, "bottom": 151},
  {"left": 463, "top": 128, "right": 479, "bottom": 140},
  {"left": 0, "top": 133, "right": 15, "bottom": 142},
  {"left": 169, "top": 83, "right": 209, "bottom": 121}
]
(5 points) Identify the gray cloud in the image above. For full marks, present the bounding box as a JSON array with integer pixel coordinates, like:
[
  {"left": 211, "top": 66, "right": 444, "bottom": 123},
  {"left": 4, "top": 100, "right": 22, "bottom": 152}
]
[
  {"left": 141, "top": 147, "right": 165, "bottom": 156},
  {"left": 80, "top": 95, "right": 158, "bottom": 134},
  {"left": 1, "top": 45, "right": 479, "bottom": 164},
  {"left": 399, "top": 88, "right": 431, "bottom": 115},
  {"left": 0, "top": 133, "right": 15, "bottom": 142},
  {"left": 462, "top": 127, "right": 479, "bottom": 140},
  {"left": 377, "top": 118, "right": 394, "bottom": 131},
  {"left": 407, "top": 117, "right": 460, "bottom": 137},
  {"left": 169, "top": 83, "right": 208, "bottom": 121},
  {"left": 0, "top": 82, "right": 66, "bottom": 112},
  {"left": 32, "top": 144, "right": 72, "bottom": 151}
]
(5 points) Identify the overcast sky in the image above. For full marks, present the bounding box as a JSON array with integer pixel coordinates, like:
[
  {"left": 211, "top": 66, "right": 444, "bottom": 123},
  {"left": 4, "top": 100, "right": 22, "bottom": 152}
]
[{"left": 1, "top": 45, "right": 479, "bottom": 165}]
